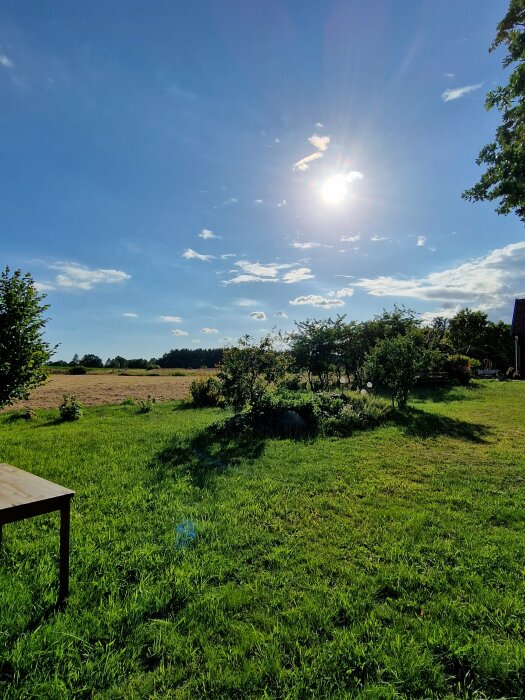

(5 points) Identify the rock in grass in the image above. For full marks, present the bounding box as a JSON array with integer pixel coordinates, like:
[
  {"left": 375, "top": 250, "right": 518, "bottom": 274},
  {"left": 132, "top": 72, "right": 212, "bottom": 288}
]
[{"left": 275, "top": 410, "right": 307, "bottom": 436}]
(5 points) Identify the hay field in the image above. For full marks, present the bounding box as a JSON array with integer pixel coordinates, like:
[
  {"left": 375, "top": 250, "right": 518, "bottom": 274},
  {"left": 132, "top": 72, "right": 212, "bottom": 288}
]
[{"left": 3, "top": 372, "right": 209, "bottom": 410}]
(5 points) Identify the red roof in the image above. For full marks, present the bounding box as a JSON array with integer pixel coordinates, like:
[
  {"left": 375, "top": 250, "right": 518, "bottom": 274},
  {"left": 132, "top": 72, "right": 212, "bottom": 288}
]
[{"left": 511, "top": 299, "right": 525, "bottom": 335}]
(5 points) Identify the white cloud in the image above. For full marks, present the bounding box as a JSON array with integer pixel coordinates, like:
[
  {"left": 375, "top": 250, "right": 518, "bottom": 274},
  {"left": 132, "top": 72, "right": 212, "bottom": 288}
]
[
  {"left": 160, "top": 315, "right": 182, "bottom": 323},
  {"left": 290, "top": 295, "right": 345, "bottom": 308},
  {"left": 444, "top": 72, "right": 455, "bottom": 79},
  {"left": 345, "top": 171, "right": 365, "bottom": 183},
  {"left": 355, "top": 241, "right": 525, "bottom": 312},
  {"left": 275, "top": 311, "right": 288, "bottom": 318},
  {"left": 34, "top": 282, "right": 56, "bottom": 292},
  {"left": 371, "top": 236, "right": 388, "bottom": 242},
  {"left": 0, "top": 54, "right": 13, "bottom": 68},
  {"left": 292, "top": 241, "right": 322, "bottom": 250},
  {"left": 308, "top": 134, "right": 330, "bottom": 151},
  {"left": 277, "top": 200, "right": 287, "bottom": 207},
  {"left": 237, "top": 261, "right": 291, "bottom": 277},
  {"left": 182, "top": 248, "right": 213, "bottom": 262},
  {"left": 123, "top": 312, "right": 138, "bottom": 317},
  {"left": 442, "top": 83, "right": 483, "bottom": 102},
  {"left": 417, "top": 236, "right": 426, "bottom": 247},
  {"left": 282, "top": 267, "right": 315, "bottom": 284},
  {"left": 198, "top": 229, "right": 220, "bottom": 240},
  {"left": 315, "top": 122, "right": 324, "bottom": 128},
  {"left": 335, "top": 287, "right": 354, "bottom": 298},
  {"left": 192, "top": 339, "right": 201, "bottom": 345},
  {"left": 171, "top": 329, "right": 189, "bottom": 336},
  {"left": 201, "top": 327, "right": 219, "bottom": 333},
  {"left": 235, "top": 298, "right": 258, "bottom": 307},
  {"left": 220, "top": 253, "right": 237, "bottom": 259},
  {"left": 224, "top": 274, "right": 279, "bottom": 285},
  {"left": 249, "top": 311, "right": 266, "bottom": 320},
  {"left": 222, "top": 197, "right": 238, "bottom": 205},
  {"left": 293, "top": 151, "right": 323, "bottom": 171},
  {"left": 49, "top": 262, "right": 131, "bottom": 291},
  {"left": 254, "top": 199, "right": 264, "bottom": 204},
  {"left": 340, "top": 234, "right": 361, "bottom": 243}
]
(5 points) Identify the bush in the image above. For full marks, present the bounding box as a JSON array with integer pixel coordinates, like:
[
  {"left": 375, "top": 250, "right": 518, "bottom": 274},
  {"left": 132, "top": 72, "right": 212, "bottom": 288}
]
[
  {"left": 69, "top": 365, "right": 87, "bottom": 375},
  {"left": 445, "top": 355, "right": 480, "bottom": 384},
  {"left": 7, "top": 408, "right": 36, "bottom": 422},
  {"left": 59, "top": 394, "right": 83, "bottom": 421},
  {"left": 138, "top": 395, "right": 156, "bottom": 413},
  {"left": 320, "top": 393, "right": 392, "bottom": 436},
  {"left": 189, "top": 376, "right": 223, "bottom": 407},
  {"left": 279, "top": 375, "right": 305, "bottom": 391}
]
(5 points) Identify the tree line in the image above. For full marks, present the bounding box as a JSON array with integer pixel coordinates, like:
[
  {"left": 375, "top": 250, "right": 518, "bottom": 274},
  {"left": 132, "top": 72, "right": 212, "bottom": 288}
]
[{"left": 48, "top": 348, "right": 224, "bottom": 369}]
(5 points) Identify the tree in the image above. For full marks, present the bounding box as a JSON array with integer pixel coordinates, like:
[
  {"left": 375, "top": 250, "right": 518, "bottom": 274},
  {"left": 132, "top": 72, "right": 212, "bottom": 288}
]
[
  {"left": 80, "top": 354, "right": 103, "bottom": 368},
  {"left": 0, "top": 267, "right": 54, "bottom": 407},
  {"left": 364, "top": 334, "right": 428, "bottom": 408},
  {"left": 448, "top": 308, "right": 489, "bottom": 356},
  {"left": 219, "top": 335, "right": 289, "bottom": 416},
  {"left": 462, "top": 0, "right": 525, "bottom": 222}
]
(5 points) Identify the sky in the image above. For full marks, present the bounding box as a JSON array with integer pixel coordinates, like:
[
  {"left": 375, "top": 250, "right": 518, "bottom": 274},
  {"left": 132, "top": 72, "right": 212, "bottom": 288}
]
[{"left": 1, "top": 0, "right": 524, "bottom": 361}]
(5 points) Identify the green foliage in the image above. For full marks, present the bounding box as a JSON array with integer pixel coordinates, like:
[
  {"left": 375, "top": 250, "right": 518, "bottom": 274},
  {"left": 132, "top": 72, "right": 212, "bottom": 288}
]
[
  {"left": 120, "top": 397, "right": 136, "bottom": 406},
  {"left": 0, "top": 267, "right": 54, "bottom": 407},
  {"left": 365, "top": 334, "right": 428, "bottom": 408},
  {"left": 219, "top": 335, "right": 289, "bottom": 416},
  {"left": 68, "top": 365, "right": 87, "bottom": 375},
  {"left": 189, "top": 375, "right": 223, "bottom": 407},
  {"left": 138, "top": 395, "right": 156, "bottom": 413},
  {"left": 58, "top": 394, "right": 83, "bottom": 421},
  {"left": 445, "top": 354, "right": 481, "bottom": 385},
  {"left": 320, "top": 393, "right": 393, "bottom": 436},
  {"left": 80, "top": 353, "right": 103, "bottom": 368},
  {"left": 7, "top": 408, "right": 36, "bottom": 422},
  {"left": 462, "top": 0, "right": 525, "bottom": 222}
]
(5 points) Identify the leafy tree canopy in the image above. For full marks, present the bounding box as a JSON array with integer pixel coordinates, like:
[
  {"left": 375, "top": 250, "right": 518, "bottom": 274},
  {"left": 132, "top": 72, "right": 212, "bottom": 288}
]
[
  {"left": 0, "top": 267, "right": 54, "bottom": 407},
  {"left": 462, "top": 0, "right": 525, "bottom": 221}
]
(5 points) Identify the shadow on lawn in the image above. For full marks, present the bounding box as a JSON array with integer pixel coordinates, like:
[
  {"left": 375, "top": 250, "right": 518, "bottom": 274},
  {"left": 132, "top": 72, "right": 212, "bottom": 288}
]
[
  {"left": 151, "top": 419, "right": 265, "bottom": 488},
  {"left": 410, "top": 381, "right": 484, "bottom": 403},
  {"left": 395, "top": 406, "right": 490, "bottom": 442}
]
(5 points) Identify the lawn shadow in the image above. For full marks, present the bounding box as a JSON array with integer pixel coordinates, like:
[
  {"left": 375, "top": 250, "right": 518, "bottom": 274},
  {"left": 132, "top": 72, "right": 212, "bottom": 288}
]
[
  {"left": 151, "top": 417, "right": 265, "bottom": 488},
  {"left": 394, "top": 406, "right": 490, "bottom": 442},
  {"left": 410, "top": 381, "right": 486, "bottom": 404}
]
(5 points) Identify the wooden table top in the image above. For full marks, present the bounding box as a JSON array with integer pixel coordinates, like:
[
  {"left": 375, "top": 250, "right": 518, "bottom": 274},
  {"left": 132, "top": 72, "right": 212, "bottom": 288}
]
[{"left": 0, "top": 463, "right": 74, "bottom": 514}]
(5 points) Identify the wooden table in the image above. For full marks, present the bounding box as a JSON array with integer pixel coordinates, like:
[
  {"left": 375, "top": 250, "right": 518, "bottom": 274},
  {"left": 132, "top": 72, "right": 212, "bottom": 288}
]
[{"left": 0, "top": 463, "right": 74, "bottom": 606}]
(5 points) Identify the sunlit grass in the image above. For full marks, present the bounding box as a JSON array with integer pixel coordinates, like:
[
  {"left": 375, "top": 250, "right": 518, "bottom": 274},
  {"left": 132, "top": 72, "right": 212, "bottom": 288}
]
[{"left": 1, "top": 382, "right": 524, "bottom": 698}]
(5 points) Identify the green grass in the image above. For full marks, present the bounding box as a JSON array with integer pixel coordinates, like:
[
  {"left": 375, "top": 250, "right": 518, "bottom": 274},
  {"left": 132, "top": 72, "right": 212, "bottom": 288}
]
[{"left": 1, "top": 382, "right": 525, "bottom": 698}]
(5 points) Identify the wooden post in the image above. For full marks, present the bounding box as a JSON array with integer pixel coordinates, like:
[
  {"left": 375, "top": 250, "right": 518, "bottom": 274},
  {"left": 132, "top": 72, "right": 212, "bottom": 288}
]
[{"left": 58, "top": 500, "right": 71, "bottom": 605}]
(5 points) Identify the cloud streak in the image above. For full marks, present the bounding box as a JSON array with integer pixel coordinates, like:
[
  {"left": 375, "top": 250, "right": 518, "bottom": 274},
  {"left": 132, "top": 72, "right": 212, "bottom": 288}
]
[
  {"left": 182, "top": 248, "right": 214, "bottom": 262},
  {"left": 442, "top": 83, "right": 483, "bottom": 102},
  {"left": 289, "top": 295, "right": 345, "bottom": 308},
  {"left": 48, "top": 262, "right": 131, "bottom": 291}
]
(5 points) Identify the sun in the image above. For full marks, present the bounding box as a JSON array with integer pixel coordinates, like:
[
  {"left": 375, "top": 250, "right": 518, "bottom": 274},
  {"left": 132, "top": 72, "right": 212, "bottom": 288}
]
[{"left": 322, "top": 174, "right": 348, "bottom": 204}]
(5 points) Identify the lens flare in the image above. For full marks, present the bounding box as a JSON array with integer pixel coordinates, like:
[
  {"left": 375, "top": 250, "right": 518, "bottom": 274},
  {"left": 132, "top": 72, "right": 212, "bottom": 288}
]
[{"left": 322, "top": 175, "right": 347, "bottom": 204}]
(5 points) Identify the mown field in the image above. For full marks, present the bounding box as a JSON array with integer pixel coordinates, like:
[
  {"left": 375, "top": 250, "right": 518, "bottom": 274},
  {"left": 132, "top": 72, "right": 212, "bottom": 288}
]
[
  {"left": 2, "top": 370, "right": 213, "bottom": 410},
  {"left": 1, "top": 381, "right": 524, "bottom": 698}
]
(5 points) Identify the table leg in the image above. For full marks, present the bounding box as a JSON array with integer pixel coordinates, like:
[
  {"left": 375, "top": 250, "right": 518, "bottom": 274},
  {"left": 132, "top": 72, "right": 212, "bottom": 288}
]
[{"left": 58, "top": 500, "right": 71, "bottom": 606}]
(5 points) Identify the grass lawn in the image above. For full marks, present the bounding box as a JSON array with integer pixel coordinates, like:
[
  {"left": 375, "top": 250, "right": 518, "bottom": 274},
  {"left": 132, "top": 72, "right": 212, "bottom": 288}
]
[{"left": 1, "top": 382, "right": 524, "bottom": 699}]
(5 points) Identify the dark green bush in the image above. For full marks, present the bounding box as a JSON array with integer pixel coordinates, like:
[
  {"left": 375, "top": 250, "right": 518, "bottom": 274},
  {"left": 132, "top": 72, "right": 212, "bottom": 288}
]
[
  {"left": 189, "top": 376, "right": 223, "bottom": 407},
  {"left": 59, "top": 394, "right": 83, "bottom": 421},
  {"left": 445, "top": 355, "right": 480, "bottom": 384},
  {"left": 320, "top": 393, "right": 392, "bottom": 436},
  {"left": 69, "top": 365, "right": 87, "bottom": 375},
  {"left": 138, "top": 395, "right": 156, "bottom": 413}
]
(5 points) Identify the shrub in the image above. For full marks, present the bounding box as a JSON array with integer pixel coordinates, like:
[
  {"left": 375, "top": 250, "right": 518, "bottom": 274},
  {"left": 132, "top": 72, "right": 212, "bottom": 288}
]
[
  {"left": 138, "top": 395, "right": 156, "bottom": 413},
  {"left": 320, "top": 393, "right": 392, "bottom": 436},
  {"left": 445, "top": 355, "right": 480, "bottom": 384},
  {"left": 59, "top": 394, "right": 83, "bottom": 421},
  {"left": 189, "top": 376, "right": 223, "bottom": 407},
  {"left": 120, "top": 397, "right": 136, "bottom": 406},
  {"left": 69, "top": 365, "right": 87, "bottom": 375},
  {"left": 7, "top": 408, "right": 36, "bottom": 422},
  {"left": 264, "top": 391, "right": 320, "bottom": 430},
  {"left": 279, "top": 374, "right": 305, "bottom": 391}
]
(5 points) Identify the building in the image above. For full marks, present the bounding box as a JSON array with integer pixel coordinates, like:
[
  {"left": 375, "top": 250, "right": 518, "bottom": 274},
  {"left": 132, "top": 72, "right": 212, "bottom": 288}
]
[{"left": 511, "top": 298, "right": 525, "bottom": 373}]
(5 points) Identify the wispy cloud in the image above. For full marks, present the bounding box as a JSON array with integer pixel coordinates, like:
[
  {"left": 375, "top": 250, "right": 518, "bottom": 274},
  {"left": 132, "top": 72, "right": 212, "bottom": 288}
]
[
  {"left": 48, "top": 262, "right": 131, "bottom": 291},
  {"left": 160, "top": 315, "right": 182, "bottom": 322},
  {"left": 289, "top": 295, "right": 345, "bottom": 308},
  {"left": 198, "top": 229, "right": 220, "bottom": 240},
  {"left": 292, "top": 241, "right": 322, "bottom": 250},
  {"left": 249, "top": 311, "right": 266, "bottom": 320},
  {"left": 171, "top": 329, "right": 189, "bottom": 336},
  {"left": 315, "top": 122, "right": 324, "bottom": 129},
  {"left": 334, "top": 287, "right": 354, "bottom": 298},
  {"left": 275, "top": 311, "right": 288, "bottom": 318},
  {"left": 0, "top": 53, "right": 13, "bottom": 68},
  {"left": 355, "top": 241, "right": 525, "bottom": 312},
  {"left": 282, "top": 267, "right": 315, "bottom": 284},
  {"left": 237, "top": 261, "right": 291, "bottom": 278},
  {"left": 442, "top": 83, "right": 483, "bottom": 102},
  {"left": 201, "top": 327, "right": 219, "bottom": 334},
  {"left": 371, "top": 236, "right": 388, "bottom": 242},
  {"left": 123, "top": 312, "right": 138, "bottom": 317},
  {"left": 293, "top": 151, "right": 323, "bottom": 172},
  {"left": 341, "top": 234, "right": 361, "bottom": 243},
  {"left": 308, "top": 134, "right": 330, "bottom": 151},
  {"left": 254, "top": 199, "right": 264, "bottom": 205},
  {"left": 417, "top": 236, "right": 426, "bottom": 247},
  {"left": 234, "top": 298, "right": 258, "bottom": 307},
  {"left": 277, "top": 200, "right": 287, "bottom": 208},
  {"left": 182, "top": 248, "right": 214, "bottom": 262}
]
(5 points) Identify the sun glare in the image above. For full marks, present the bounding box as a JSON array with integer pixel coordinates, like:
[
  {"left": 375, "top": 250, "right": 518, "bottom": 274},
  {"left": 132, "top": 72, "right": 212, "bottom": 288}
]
[{"left": 322, "top": 174, "right": 347, "bottom": 204}]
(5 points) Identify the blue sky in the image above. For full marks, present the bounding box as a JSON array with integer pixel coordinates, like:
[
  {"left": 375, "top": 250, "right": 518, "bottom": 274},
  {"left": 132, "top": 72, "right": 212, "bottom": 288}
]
[{"left": 1, "top": 0, "right": 523, "bottom": 361}]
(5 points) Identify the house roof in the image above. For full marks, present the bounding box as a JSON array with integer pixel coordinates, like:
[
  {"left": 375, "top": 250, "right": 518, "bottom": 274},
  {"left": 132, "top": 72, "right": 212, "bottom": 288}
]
[{"left": 511, "top": 298, "right": 525, "bottom": 336}]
